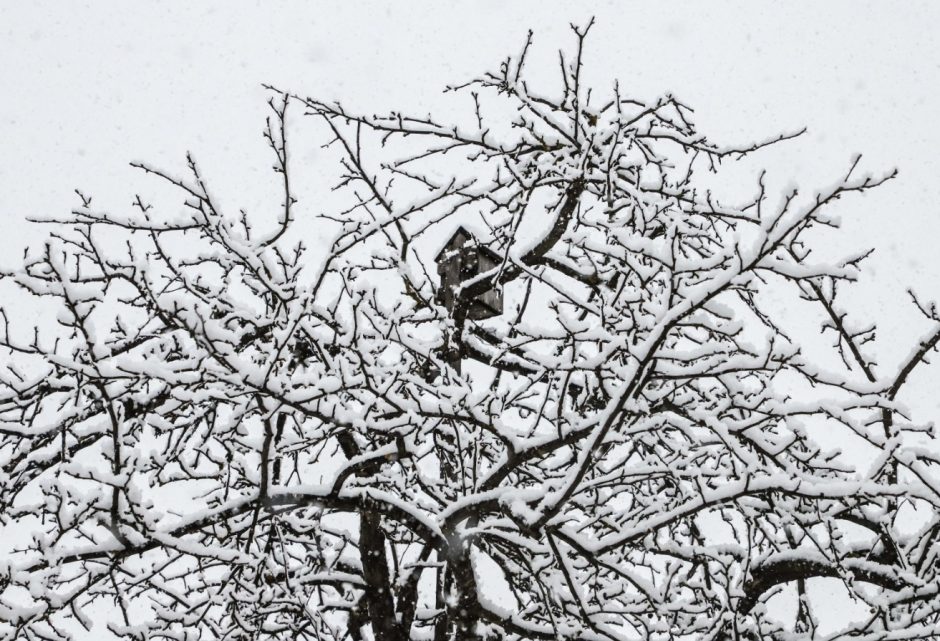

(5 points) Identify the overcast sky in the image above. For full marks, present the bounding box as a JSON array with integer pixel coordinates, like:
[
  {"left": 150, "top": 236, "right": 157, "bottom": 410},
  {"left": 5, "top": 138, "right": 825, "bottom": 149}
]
[{"left": 2, "top": 0, "right": 938, "bottom": 396}]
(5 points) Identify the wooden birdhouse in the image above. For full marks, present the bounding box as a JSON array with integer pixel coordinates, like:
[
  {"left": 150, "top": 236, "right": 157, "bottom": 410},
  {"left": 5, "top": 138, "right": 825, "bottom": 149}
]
[{"left": 435, "top": 227, "right": 503, "bottom": 320}]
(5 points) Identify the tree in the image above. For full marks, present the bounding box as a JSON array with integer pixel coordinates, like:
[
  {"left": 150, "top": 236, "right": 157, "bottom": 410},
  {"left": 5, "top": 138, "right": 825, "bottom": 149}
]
[{"left": 1, "top": 22, "right": 940, "bottom": 641}]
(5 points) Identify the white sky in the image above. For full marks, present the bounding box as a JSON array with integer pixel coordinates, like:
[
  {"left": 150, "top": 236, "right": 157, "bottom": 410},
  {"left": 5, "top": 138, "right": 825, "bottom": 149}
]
[{"left": 1, "top": 2, "right": 937, "bottom": 402}]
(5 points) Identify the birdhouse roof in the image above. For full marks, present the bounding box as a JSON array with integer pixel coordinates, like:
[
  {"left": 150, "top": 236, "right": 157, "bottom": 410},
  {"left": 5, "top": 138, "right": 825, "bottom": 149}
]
[{"left": 434, "top": 225, "right": 502, "bottom": 263}]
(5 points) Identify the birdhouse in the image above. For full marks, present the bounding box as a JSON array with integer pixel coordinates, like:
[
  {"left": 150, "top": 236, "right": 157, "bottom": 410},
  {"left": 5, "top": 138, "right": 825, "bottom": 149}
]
[{"left": 435, "top": 227, "right": 503, "bottom": 320}]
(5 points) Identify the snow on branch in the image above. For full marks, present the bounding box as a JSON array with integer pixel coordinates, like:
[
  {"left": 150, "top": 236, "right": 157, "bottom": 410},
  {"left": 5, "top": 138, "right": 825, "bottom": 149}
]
[{"left": 1, "top": 21, "right": 938, "bottom": 641}]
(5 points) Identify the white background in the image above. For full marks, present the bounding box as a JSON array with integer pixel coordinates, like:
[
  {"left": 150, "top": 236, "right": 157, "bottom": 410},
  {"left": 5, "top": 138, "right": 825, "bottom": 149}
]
[
  {"left": 4, "top": 1, "right": 937, "bottom": 390},
  {"left": 3, "top": 0, "right": 939, "bottom": 482},
  {"left": 2, "top": 2, "right": 938, "bottom": 310}
]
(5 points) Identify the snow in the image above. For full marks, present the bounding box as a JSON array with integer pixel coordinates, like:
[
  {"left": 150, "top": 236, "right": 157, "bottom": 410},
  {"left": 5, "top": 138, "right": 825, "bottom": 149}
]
[{"left": 2, "top": 4, "right": 940, "bottom": 640}]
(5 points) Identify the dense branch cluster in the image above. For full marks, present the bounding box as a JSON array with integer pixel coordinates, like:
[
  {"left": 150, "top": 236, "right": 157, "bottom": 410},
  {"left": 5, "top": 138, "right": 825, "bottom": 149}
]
[{"left": 1, "top": 24, "right": 940, "bottom": 641}]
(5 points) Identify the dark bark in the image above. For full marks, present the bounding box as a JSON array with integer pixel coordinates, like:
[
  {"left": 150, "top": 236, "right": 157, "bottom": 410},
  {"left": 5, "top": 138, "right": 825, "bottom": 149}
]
[
  {"left": 337, "top": 433, "right": 404, "bottom": 641},
  {"left": 737, "top": 556, "right": 906, "bottom": 615}
]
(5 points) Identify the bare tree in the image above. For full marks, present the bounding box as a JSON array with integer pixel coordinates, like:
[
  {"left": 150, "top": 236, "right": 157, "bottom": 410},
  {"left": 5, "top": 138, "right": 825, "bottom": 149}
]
[{"left": 1, "top": 23, "right": 939, "bottom": 641}]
